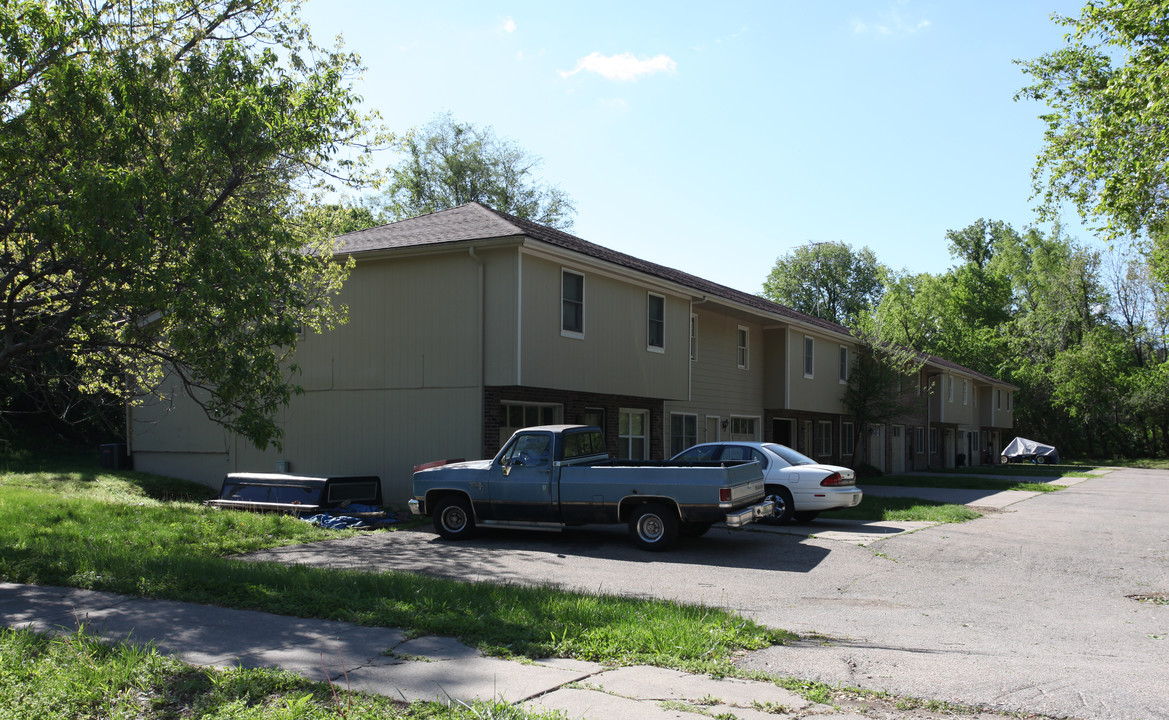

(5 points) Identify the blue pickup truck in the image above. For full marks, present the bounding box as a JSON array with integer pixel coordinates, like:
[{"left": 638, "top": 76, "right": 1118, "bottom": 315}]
[{"left": 409, "top": 424, "right": 774, "bottom": 550}]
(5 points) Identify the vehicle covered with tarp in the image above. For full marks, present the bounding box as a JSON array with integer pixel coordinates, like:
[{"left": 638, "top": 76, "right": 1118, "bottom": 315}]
[
  {"left": 1001, "top": 438, "right": 1059, "bottom": 464},
  {"left": 205, "top": 473, "right": 382, "bottom": 514}
]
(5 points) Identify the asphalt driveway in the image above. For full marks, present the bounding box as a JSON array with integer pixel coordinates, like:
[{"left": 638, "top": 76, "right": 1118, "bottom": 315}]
[{"left": 244, "top": 468, "right": 1169, "bottom": 720}]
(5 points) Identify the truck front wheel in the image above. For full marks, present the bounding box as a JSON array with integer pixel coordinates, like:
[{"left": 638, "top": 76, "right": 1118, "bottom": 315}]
[
  {"left": 433, "top": 496, "right": 476, "bottom": 540},
  {"left": 629, "top": 503, "right": 679, "bottom": 551}
]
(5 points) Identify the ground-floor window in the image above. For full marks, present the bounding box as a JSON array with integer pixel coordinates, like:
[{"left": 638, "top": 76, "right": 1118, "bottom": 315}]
[
  {"left": 729, "top": 416, "right": 759, "bottom": 441},
  {"left": 915, "top": 426, "right": 925, "bottom": 453},
  {"left": 619, "top": 408, "right": 649, "bottom": 459},
  {"left": 817, "top": 420, "right": 833, "bottom": 456},
  {"left": 929, "top": 427, "right": 938, "bottom": 454},
  {"left": 500, "top": 402, "right": 562, "bottom": 445},
  {"left": 670, "top": 413, "right": 697, "bottom": 456},
  {"left": 841, "top": 422, "right": 855, "bottom": 455}
]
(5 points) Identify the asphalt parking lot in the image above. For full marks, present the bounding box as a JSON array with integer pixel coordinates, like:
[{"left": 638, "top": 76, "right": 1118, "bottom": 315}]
[{"left": 244, "top": 468, "right": 1169, "bottom": 720}]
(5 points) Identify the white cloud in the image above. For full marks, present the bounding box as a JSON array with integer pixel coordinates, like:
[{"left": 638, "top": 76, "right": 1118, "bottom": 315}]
[
  {"left": 852, "top": 5, "right": 931, "bottom": 37},
  {"left": 501, "top": 17, "right": 516, "bottom": 33},
  {"left": 559, "top": 52, "right": 677, "bottom": 82}
]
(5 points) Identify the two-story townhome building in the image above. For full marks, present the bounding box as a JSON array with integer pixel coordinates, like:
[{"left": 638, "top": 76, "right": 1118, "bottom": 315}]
[{"left": 129, "top": 203, "right": 1016, "bottom": 500}]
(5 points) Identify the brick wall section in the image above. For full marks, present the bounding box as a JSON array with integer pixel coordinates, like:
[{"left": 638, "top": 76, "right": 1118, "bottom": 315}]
[{"left": 483, "top": 386, "right": 665, "bottom": 459}]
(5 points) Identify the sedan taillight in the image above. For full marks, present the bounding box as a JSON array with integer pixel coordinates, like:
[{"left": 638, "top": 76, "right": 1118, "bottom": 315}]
[{"left": 820, "top": 472, "right": 855, "bottom": 487}]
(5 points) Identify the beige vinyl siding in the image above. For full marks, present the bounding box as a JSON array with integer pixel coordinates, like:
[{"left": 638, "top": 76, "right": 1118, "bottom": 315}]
[
  {"left": 787, "top": 332, "right": 849, "bottom": 414},
  {"left": 131, "top": 252, "right": 488, "bottom": 500},
  {"left": 762, "top": 327, "right": 787, "bottom": 409},
  {"left": 296, "top": 254, "right": 480, "bottom": 392},
  {"left": 517, "top": 254, "right": 689, "bottom": 399},
  {"left": 231, "top": 387, "right": 481, "bottom": 502},
  {"left": 669, "top": 308, "right": 764, "bottom": 424}
]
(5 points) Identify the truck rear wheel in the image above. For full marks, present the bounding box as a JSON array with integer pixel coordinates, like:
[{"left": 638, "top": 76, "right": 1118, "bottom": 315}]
[
  {"left": 629, "top": 503, "right": 679, "bottom": 551},
  {"left": 433, "top": 496, "right": 476, "bottom": 540}
]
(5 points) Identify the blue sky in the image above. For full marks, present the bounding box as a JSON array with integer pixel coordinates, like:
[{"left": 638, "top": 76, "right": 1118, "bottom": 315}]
[{"left": 300, "top": 0, "right": 1093, "bottom": 295}]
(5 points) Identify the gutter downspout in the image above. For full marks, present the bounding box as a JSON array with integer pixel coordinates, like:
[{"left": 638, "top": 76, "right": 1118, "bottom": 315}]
[
  {"left": 688, "top": 296, "right": 709, "bottom": 402},
  {"left": 926, "top": 372, "right": 941, "bottom": 470},
  {"left": 469, "top": 248, "right": 486, "bottom": 454}
]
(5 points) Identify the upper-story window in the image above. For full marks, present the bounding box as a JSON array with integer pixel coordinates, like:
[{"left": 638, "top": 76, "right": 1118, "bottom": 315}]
[
  {"left": 737, "top": 326, "right": 749, "bottom": 369},
  {"left": 647, "top": 293, "right": 665, "bottom": 351},
  {"left": 839, "top": 345, "right": 849, "bottom": 383},
  {"left": 963, "top": 379, "right": 969, "bottom": 405},
  {"left": 948, "top": 376, "right": 954, "bottom": 403},
  {"left": 561, "top": 270, "right": 584, "bottom": 338},
  {"left": 803, "top": 336, "right": 814, "bottom": 378},
  {"left": 1007, "top": 391, "right": 1012, "bottom": 410}
]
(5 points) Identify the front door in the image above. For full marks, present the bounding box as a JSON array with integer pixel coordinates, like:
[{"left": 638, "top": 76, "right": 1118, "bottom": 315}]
[
  {"left": 488, "top": 430, "right": 556, "bottom": 522},
  {"left": 891, "top": 425, "right": 904, "bottom": 474},
  {"left": 773, "top": 418, "right": 794, "bottom": 446}
]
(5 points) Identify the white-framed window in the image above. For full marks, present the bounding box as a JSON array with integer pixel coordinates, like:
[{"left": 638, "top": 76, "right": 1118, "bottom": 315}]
[
  {"left": 736, "top": 326, "right": 749, "bottom": 369},
  {"left": 962, "top": 379, "right": 969, "bottom": 405},
  {"left": 618, "top": 408, "right": 649, "bottom": 460},
  {"left": 948, "top": 376, "right": 954, "bottom": 403},
  {"left": 803, "top": 335, "right": 814, "bottom": 378},
  {"left": 689, "top": 314, "right": 697, "bottom": 361},
  {"left": 842, "top": 422, "right": 855, "bottom": 455},
  {"left": 670, "top": 413, "right": 698, "bottom": 456},
  {"left": 915, "top": 426, "right": 925, "bottom": 454},
  {"left": 1007, "top": 391, "right": 1012, "bottom": 410},
  {"left": 561, "top": 269, "right": 584, "bottom": 338},
  {"left": 729, "top": 416, "right": 759, "bottom": 441},
  {"left": 647, "top": 293, "right": 665, "bottom": 352},
  {"left": 996, "top": 389, "right": 1002, "bottom": 410},
  {"left": 929, "top": 427, "right": 938, "bottom": 454},
  {"left": 839, "top": 345, "right": 849, "bottom": 384},
  {"left": 818, "top": 420, "right": 833, "bottom": 456},
  {"left": 500, "top": 402, "right": 563, "bottom": 445}
]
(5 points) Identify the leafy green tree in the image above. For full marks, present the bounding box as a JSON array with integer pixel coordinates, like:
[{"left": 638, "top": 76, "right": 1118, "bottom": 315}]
[
  {"left": 370, "top": 112, "right": 576, "bottom": 229},
  {"left": 0, "top": 0, "right": 383, "bottom": 448},
  {"left": 840, "top": 342, "right": 920, "bottom": 469},
  {"left": 1017, "top": 0, "right": 1169, "bottom": 279},
  {"left": 762, "top": 242, "right": 886, "bottom": 326}
]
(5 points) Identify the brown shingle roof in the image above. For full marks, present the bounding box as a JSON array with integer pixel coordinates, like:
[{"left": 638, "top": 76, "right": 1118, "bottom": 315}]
[{"left": 334, "top": 203, "right": 1014, "bottom": 388}]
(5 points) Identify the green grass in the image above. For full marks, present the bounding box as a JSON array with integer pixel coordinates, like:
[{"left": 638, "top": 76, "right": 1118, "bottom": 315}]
[
  {"left": 820, "top": 495, "right": 981, "bottom": 524},
  {"left": 1067, "top": 457, "right": 1169, "bottom": 470},
  {"left": 863, "top": 474, "right": 1064, "bottom": 492},
  {"left": 939, "top": 464, "right": 1096, "bottom": 477},
  {"left": 0, "top": 454, "right": 789, "bottom": 675},
  {"left": 0, "top": 626, "right": 565, "bottom": 720}
]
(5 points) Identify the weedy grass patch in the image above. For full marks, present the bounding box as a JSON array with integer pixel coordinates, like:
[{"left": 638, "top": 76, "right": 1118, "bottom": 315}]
[
  {"left": 0, "top": 626, "right": 568, "bottom": 720},
  {"left": 867, "top": 474, "right": 1064, "bottom": 492},
  {"left": 820, "top": 496, "right": 981, "bottom": 524}
]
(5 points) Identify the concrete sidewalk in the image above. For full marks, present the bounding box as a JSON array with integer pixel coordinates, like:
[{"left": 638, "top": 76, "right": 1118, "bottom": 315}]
[{"left": 0, "top": 582, "right": 827, "bottom": 720}]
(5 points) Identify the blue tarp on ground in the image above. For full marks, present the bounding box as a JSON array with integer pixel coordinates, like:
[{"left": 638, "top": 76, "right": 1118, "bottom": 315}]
[{"left": 300, "top": 505, "right": 400, "bottom": 530}]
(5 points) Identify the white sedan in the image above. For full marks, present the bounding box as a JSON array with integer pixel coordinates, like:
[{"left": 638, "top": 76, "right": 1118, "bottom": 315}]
[{"left": 671, "top": 442, "right": 862, "bottom": 523}]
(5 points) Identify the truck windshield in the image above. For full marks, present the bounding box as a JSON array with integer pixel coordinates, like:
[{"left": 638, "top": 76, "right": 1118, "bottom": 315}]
[{"left": 502, "top": 433, "right": 553, "bottom": 467}]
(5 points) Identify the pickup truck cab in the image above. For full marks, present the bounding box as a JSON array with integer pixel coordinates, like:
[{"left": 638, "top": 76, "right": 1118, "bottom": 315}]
[{"left": 409, "top": 425, "right": 773, "bottom": 550}]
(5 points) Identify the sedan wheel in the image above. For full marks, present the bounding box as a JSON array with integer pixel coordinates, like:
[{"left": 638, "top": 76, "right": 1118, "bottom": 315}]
[{"left": 763, "top": 485, "right": 794, "bottom": 524}]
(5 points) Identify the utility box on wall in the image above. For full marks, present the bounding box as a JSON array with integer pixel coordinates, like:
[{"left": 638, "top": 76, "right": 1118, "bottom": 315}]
[{"left": 99, "top": 443, "right": 130, "bottom": 470}]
